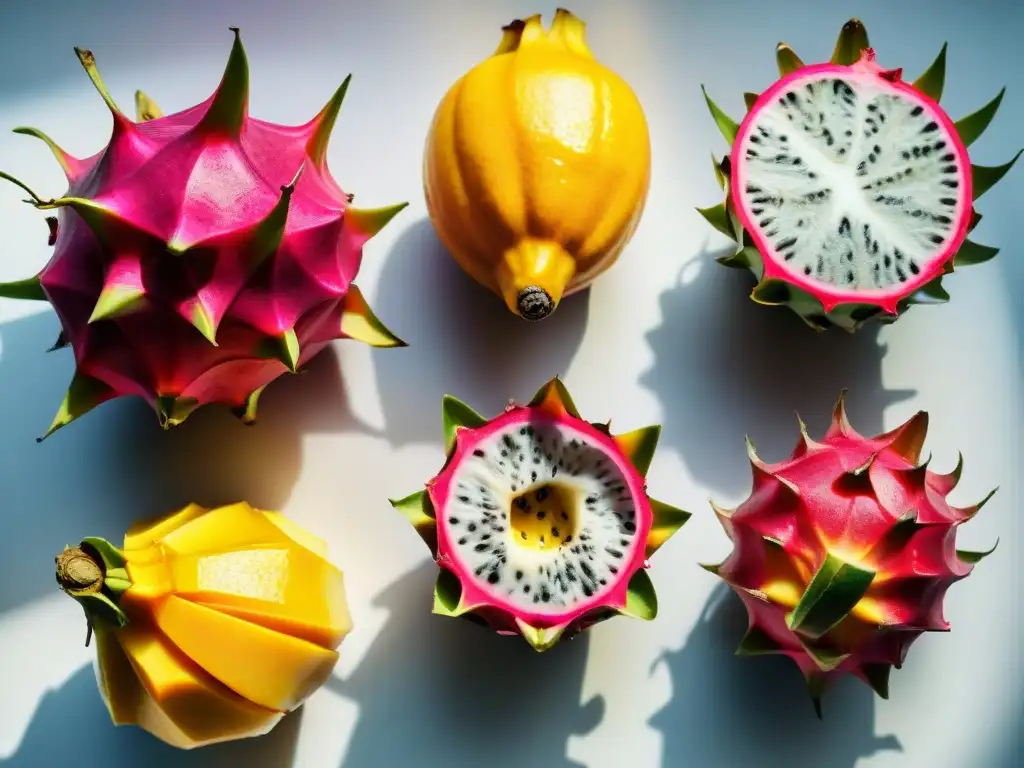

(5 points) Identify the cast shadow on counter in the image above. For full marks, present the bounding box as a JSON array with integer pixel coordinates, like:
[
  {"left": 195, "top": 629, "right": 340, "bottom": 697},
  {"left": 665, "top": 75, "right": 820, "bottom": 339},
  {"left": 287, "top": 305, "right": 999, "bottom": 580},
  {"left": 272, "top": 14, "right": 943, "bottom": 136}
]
[
  {"left": 328, "top": 561, "right": 602, "bottom": 768},
  {"left": 0, "top": 310, "right": 364, "bottom": 615},
  {"left": 0, "top": 663, "right": 304, "bottom": 767},
  {"left": 649, "top": 584, "right": 901, "bottom": 768},
  {"left": 368, "top": 218, "right": 590, "bottom": 448},
  {"left": 640, "top": 252, "right": 916, "bottom": 499}
]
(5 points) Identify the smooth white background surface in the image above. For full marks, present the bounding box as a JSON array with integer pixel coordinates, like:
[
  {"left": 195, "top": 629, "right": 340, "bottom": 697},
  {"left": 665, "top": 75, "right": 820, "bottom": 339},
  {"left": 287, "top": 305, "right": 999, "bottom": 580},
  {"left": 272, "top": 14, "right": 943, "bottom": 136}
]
[{"left": 0, "top": 1, "right": 1020, "bottom": 766}]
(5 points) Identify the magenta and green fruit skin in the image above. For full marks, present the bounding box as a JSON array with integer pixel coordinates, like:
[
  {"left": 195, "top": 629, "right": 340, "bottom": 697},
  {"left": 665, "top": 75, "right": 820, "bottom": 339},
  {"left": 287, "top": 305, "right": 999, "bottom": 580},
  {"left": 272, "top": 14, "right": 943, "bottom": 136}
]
[
  {"left": 701, "top": 18, "right": 1019, "bottom": 332},
  {"left": 0, "top": 28, "right": 407, "bottom": 438},
  {"left": 391, "top": 378, "right": 691, "bottom": 651},
  {"left": 704, "top": 391, "right": 997, "bottom": 715}
]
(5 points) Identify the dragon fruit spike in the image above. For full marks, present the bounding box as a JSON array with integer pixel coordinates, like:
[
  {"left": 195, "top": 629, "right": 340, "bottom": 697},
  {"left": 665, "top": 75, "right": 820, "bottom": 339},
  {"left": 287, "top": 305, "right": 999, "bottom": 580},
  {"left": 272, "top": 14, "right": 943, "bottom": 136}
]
[
  {"left": 390, "top": 377, "right": 691, "bottom": 652},
  {"left": 703, "top": 391, "right": 998, "bottom": 715},
  {"left": 700, "top": 18, "right": 1020, "bottom": 332},
  {"left": 0, "top": 28, "right": 408, "bottom": 439}
]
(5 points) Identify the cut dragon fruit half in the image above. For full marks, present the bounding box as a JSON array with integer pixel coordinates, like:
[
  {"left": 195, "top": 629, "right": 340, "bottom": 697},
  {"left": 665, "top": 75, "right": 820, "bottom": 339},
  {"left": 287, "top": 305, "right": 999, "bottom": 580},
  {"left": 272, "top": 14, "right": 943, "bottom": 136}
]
[
  {"left": 391, "top": 378, "right": 691, "bottom": 651},
  {"left": 700, "top": 18, "right": 1019, "bottom": 332}
]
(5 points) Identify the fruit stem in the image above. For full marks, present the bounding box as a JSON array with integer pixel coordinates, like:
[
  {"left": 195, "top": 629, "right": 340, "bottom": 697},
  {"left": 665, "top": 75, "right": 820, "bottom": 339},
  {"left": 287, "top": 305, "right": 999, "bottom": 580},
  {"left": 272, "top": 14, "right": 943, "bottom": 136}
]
[
  {"left": 497, "top": 239, "right": 576, "bottom": 322},
  {"left": 56, "top": 546, "right": 103, "bottom": 596},
  {"left": 55, "top": 538, "right": 133, "bottom": 646},
  {"left": 517, "top": 287, "right": 554, "bottom": 321}
]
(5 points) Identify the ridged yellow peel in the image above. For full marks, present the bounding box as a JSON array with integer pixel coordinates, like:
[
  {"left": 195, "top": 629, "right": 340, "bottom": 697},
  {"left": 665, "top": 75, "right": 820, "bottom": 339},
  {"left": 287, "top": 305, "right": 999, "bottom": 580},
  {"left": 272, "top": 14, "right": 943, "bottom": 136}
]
[
  {"left": 423, "top": 9, "right": 651, "bottom": 321},
  {"left": 84, "top": 502, "right": 351, "bottom": 749}
]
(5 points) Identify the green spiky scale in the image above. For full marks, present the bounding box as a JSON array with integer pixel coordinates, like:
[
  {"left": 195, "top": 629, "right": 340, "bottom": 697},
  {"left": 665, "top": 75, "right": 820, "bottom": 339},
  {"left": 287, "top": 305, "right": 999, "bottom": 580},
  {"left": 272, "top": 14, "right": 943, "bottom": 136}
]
[
  {"left": 88, "top": 284, "right": 147, "bottom": 323},
  {"left": 231, "top": 385, "right": 266, "bottom": 425},
  {"left": 74, "top": 47, "right": 121, "bottom": 114},
  {"left": 261, "top": 328, "right": 301, "bottom": 373},
  {"left": 432, "top": 568, "right": 468, "bottom": 617},
  {"left": 339, "top": 284, "right": 407, "bottom": 348},
  {"left": 786, "top": 554, "right": 876, "bottom": 640},
  {"left": 12, "top": 127, "right": 75, "bottom": 176},
  {"left": 711, "top": 153, "right": 727, "bottom": 189},
  {"left": 912, "top": 43, "right": 947, "bottom": 101},
  {"left": 743, "top": 92, "right": 759, "bottom": 111},
  {"left": 187, "top": 303, "right": 219, "bottom": 345},
  {"left": 697, "top": 202, "right": 732, "bottom": 239},
  {"left": 440, "top": 394, "right": 488, "bottom": 455},
  {"left": 646, "top": 498, "right": 692, "bottom": 557},
  {"left": 829, "top": 19, "right": 869, "bottom": 65},
  {"left": 135, "top": 90, "right": 163, "bottom": 122},
  {"left": 197, "top": 28, "right": 248, "bottom": 137},
  {"left": 156, "top": 395, "right": 199, "bottom": 429},
  {"left": 775, "top": 43, "right": 804, "bottom": 76},
  {"left": 613, "top": 425, "right": 661, "bottom": 476},
  {"left": 0, "top": 275, "right": 47, "bottom": 301},
  {"left": 527, "top": 376, "right": 581, "bottom": 418},
  {"left": 346, "top": 202, "right": 409, "bottom": 239},
  {"left": 957, "top": 538, "right": 998, "bottom": 564},
  {"left": 860, "top": 663, "right": 891, "bottom": 699},
  {"left": 40, "top": 372, "right": 116, "bottom": 442},
  {"left": 955, "top": 88, "right": 1005, "bottom": 147},
  {"left": 621, "top": 568, "right": 658, "bottom": 620},
  {"left": 972, "top": 151, "right": 1022, "bottom": 201},
  {"left": 307, "top": 75, "right": 351, "bottom": 166},
  {"left": 953, "top": 239, "right": 999, "bottom": 267},
  {"left": 701, "top": 86, "right": 739, "bottom": 145},
  {"left": 388, "top": 490, "right": 438, "bottom": 556},
  {"left": 801, "top": 641, "right": 850, "bottom": 673},
  {"left": 736, "top": 625, "right": 784, "bottom": 656},
  {"left": 48, "top": 328, "right": 70, "bottom": 352}
]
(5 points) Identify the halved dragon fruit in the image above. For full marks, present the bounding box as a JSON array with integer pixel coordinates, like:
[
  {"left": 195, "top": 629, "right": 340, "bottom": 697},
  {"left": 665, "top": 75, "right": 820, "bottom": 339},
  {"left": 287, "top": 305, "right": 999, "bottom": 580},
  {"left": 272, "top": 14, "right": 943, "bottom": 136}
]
[
  {"left": 704, "top": 391, "right": 997, "bottom": 714},
  {"left": 391, "top": 378, "right": 691, "bottom": 651},
  {"left": 700, "top": 18, "right": 1019, "bottom": 331},
  {"left": 0, "top": 29, "right": 407, "bottom": 438}
]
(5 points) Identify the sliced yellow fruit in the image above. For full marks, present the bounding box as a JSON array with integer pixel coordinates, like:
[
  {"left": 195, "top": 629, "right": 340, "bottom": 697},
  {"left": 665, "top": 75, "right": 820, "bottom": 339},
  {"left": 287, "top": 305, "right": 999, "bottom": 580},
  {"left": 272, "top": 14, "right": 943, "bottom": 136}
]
[
  {"left": 118, "top": 623, "right": 280, "bottom": 747},
  {"left": 152, "top": 595, "right": 340, "bottom": 711},
  {"left": 262, "top": 510, "right": 328, "bottom": 557},
  {"left": 93, "top": 626, "right": 142, "bottom": 725},
  {"left": 160, "top": 501, "right": 293, "bottom": 556},
  {"left": 169, "top": 542, "right": 351, "bottom": 648},
  {"left": 123, "top": 503, "right": 208, "bottom": 551}
]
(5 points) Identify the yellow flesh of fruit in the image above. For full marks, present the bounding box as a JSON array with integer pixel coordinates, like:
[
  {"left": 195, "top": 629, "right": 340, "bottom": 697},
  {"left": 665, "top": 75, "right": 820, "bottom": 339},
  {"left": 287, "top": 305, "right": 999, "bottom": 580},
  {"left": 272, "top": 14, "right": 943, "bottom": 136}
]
[{"left": 97, "top": 502, "right": 349, "bottom": 742}]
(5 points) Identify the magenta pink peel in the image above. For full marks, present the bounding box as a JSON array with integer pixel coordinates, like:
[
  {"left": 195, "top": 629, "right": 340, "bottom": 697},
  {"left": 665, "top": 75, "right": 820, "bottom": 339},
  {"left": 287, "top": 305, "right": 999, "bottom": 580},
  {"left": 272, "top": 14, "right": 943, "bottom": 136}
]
[
  {"left": 0, "top": 29, "right": 408, "bottom": 438},
  {"left": 391, "top": 378, "right": 691, "bottom": 652}
]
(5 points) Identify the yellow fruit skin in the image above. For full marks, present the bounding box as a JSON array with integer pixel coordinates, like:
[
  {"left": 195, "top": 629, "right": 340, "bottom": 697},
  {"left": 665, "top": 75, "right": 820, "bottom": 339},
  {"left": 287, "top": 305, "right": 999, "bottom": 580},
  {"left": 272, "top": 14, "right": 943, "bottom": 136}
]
[
  {"left": 93, "top": 502, "right": 350, "bottom": 749},
  {"left": 423, "top": 10, "right": 651, "bottom": 320}
]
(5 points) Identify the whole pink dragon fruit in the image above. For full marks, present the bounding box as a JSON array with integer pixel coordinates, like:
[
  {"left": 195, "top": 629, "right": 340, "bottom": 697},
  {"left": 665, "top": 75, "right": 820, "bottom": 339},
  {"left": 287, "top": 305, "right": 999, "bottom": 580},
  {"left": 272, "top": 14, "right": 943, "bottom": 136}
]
[
  {"left": 0, "top": 29, "right": 407, "bottom": 438},
  {"left": 703, "top": 392, "right": 997, "bottom": 714}
]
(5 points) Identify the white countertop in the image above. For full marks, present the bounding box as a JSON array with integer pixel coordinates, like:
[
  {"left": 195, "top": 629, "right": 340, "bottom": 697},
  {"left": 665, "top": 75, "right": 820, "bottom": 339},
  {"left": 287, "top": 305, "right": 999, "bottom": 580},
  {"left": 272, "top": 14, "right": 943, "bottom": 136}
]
[{"left": 0, "top": 1, "right": 1020, "bottom": 766}]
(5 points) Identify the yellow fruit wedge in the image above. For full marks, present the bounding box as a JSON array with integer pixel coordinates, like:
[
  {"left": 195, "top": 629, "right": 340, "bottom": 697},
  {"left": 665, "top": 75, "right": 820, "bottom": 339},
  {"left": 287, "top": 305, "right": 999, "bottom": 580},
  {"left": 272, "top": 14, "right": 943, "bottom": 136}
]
[
  {"left": 151, "top": 595, "right": 340, "bottom": 711},
  {"left": 159, "top": 501, "right": 293, "bottom": 556},
  {"left": 123, "top": 502, "right": 208, "bottom": 551},
  {"left": 168, "top": 542, "right": 352, "bottom": 648},
  {"left": 93, "top": 626, "right": 142, "bottom": 725},
  {"left": 55, "top": 501, "right": 351, "bottom": 749},
  {"left": 119, "top": 623, "right": 282, "bottom": 748},
  {"left": 263, "top": 510, "right": 329, "bottom": 557}
]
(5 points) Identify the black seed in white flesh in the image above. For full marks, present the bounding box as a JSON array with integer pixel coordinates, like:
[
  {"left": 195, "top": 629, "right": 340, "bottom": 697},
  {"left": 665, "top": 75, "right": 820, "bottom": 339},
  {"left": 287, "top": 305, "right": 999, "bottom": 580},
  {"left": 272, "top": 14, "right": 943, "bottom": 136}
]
[
  {"left": 441, "top": 420, "right": 640, "bottom": 616},
  {"left": 736, "top": 71, "right": 968, "bottom": 294}
]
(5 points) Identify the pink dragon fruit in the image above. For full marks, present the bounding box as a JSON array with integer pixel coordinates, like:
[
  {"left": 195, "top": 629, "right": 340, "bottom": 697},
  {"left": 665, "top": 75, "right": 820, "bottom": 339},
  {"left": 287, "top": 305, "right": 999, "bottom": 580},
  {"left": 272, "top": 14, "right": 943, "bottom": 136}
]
[
  {"left": 391, "top": 377, "right": 691, "bottom": 651},
  {"left": 0, "top": 28, "right": 407, "bottom": 438},
  {"left": 700, "top": 18, "right": 1019, "bottom": 332},
  {"left": 703, "top": 391, "right": 997, "bottom": 714}
]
